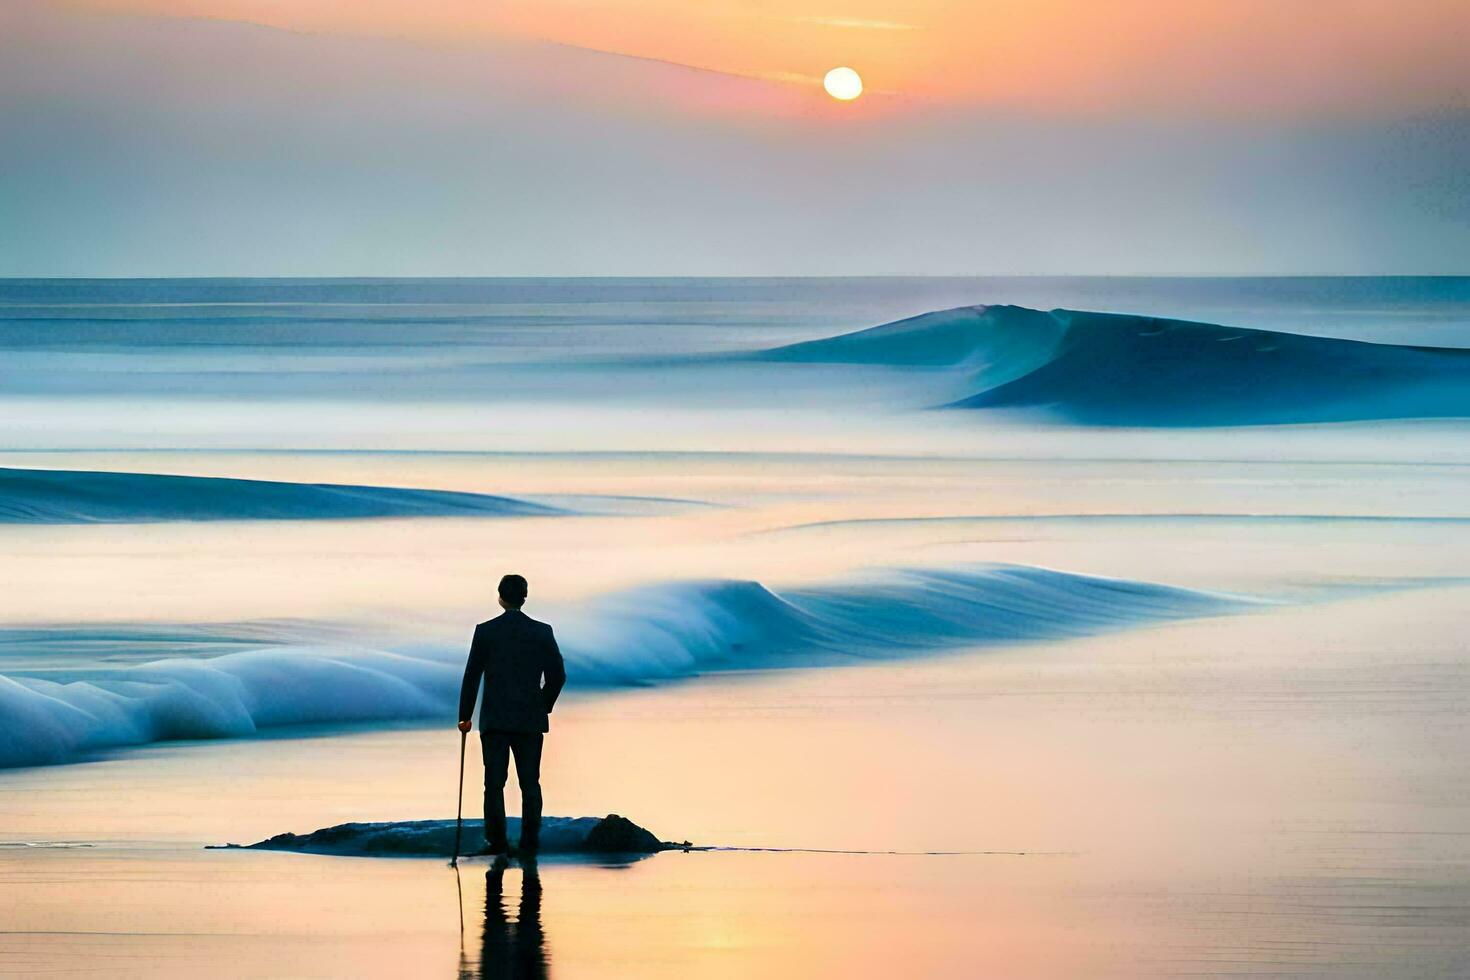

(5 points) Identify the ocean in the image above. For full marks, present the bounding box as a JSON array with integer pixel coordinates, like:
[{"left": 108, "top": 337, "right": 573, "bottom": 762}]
[{"left": 1, "top": 277, "right": 1468, "bottom": 977}]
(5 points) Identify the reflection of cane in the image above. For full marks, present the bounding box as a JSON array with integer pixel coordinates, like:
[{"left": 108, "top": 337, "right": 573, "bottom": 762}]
[
  {"left": 453, "top": 861, "right": 467, "bottom": 979},
  {"left": 455, "top": 861, "right": 465, "bottom": 939},
  {"left": 452, "top": 729, "right": 467, "bottom": 867}
]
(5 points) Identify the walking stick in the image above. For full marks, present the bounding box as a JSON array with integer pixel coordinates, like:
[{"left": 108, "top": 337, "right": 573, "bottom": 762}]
[{"left": 451, "top": 728, "right": 467, "bottom": 866}]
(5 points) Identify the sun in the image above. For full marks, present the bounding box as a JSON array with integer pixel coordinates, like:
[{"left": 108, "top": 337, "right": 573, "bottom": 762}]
[{"left": 823, "top": 66, "right": 863, "bottom": 101}]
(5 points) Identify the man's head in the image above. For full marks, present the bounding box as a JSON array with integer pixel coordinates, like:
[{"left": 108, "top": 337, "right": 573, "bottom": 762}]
[{"left": 498, "top": 573, "right": 528, "bottom": 610}]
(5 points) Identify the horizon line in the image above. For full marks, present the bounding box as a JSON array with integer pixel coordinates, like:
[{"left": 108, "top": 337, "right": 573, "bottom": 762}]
[{"left": 1, "top": 273, "right": 1467, "bottom": 283}]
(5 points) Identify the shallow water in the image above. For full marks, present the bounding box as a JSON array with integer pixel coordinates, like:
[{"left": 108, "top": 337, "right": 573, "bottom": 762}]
[{"left": 3, "top": 587, "right": 1468, "bottom": 977}]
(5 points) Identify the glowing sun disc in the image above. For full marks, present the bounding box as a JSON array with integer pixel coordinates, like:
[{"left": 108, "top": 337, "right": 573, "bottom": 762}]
[{"left": 823, "top": 66, "right": 863, "bottom": 101}]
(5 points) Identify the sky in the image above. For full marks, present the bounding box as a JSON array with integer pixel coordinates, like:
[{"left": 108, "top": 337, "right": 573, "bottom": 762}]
[{"left": 1, "top": 0, "right": 1467, "bottom": 276}]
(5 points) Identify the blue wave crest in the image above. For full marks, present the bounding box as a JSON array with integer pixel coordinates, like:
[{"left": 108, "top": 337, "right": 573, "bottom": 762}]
[{"left": 761, "top": 305, "right": 1470, "bottom": 426}]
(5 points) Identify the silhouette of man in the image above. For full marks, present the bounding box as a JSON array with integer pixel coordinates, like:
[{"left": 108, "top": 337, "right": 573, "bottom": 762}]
[{"left": 459, "top": 574, "right": 566, "bottom": 855}]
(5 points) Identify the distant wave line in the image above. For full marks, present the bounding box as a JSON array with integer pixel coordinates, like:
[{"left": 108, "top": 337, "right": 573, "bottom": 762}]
[
  {"left": 6, "top": 449, "right": 1470, "bottom": 468},
  {"left": 0, "top": 467, "right": 709, "bottom": 524},
  {"left": 755, "top": 513, "right": 1470, "bottom": 534}
]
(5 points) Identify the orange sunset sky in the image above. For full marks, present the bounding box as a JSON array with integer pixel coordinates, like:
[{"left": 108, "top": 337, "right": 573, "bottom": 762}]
[
  {"left": 71, "top": 0, "right": 1469, "bottom": 115},
  {"left": 3, "top": 0, "right": 1468, "bottom": 274}
]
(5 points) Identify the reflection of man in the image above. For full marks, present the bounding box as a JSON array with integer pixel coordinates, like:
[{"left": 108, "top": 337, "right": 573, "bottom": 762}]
[
  {"left": 458, "top": 574, "right": 567, "bottom": 855},
  {"left": 477, "top": 855, "right": 548, "bottom": 980}
]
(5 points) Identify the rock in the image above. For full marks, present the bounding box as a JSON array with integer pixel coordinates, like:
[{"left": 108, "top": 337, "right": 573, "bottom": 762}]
[
  {"left": 225, "top": 814, "right": 682, "bottom": 858},
  {"left": 581, "top": 814, "right": 665, "bottom": 853}
]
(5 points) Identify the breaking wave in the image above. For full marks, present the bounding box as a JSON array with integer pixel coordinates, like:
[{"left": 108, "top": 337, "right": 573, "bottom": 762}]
[
  {"left": 0, "top": 564, "right": 1249, "bottom": 769},
  {"left": 759, "top": 305, "right": 1470, "bottom": 426}
]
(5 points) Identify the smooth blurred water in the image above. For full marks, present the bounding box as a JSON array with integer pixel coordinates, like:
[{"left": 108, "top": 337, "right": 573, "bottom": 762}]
[
  {"left": 2, "top": 278, "right": 1469, "bottom": 977},
  {"left": 1, "top": 276, "right": 1467, "bottom": 450}
]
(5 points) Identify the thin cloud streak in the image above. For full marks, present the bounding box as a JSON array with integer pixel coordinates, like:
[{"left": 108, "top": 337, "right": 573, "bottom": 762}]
[
  {"left": 787, "top": 15, "right": 923, "bottom": 31},
  {"left": 539, "top": 37, "right": 822, "bottom": 89}
]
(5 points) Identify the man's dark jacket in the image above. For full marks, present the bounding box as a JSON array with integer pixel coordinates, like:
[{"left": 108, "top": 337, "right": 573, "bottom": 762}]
[{"left": 459, "top": 610, "right": 566, "bottom": 733}]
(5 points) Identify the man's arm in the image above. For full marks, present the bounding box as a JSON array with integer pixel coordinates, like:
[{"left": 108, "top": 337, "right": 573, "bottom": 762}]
[
  {"left": 541, "top": 626, "right": 566, "bottom": 714},
  {"left": 458, "top": 625, "right": 486, "bottom": 731}
]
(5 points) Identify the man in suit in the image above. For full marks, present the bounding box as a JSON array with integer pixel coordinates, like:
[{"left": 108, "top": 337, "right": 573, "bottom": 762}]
[{"left": 459, "top": 574, "right": 567, "bottom": 855}]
